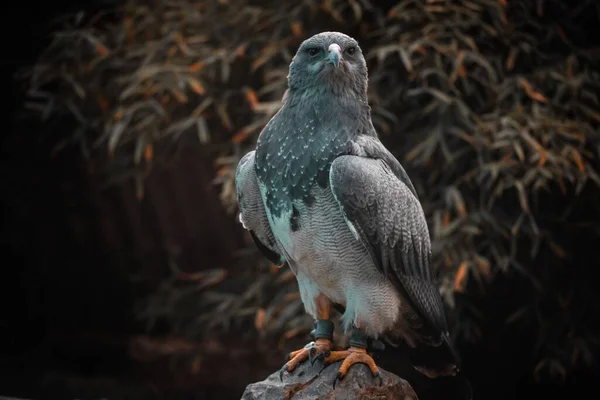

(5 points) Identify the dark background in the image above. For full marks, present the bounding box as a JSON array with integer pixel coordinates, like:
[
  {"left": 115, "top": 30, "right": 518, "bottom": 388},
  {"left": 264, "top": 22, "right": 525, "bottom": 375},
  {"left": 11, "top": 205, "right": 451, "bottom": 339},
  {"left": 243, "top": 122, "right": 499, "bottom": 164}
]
[{"left": 1, "top": 1, "right": 599, "bottom": 400}]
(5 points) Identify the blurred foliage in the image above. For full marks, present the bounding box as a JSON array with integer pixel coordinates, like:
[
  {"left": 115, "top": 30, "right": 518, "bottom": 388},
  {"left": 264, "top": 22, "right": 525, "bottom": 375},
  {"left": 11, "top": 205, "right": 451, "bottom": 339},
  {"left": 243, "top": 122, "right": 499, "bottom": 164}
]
[{"left": 18, "top": 0, "right": 600, "bottom": 382}]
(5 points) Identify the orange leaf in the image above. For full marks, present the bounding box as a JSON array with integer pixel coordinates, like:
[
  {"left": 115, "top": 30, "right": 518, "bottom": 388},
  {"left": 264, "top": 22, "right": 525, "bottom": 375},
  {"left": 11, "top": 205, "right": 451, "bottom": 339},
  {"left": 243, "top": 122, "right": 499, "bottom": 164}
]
[
  {"left": 454, "top": 261, "right": 468, "bottom": 292},
  {"left": 173, "top": 32, "right": 191, "bottom": 56},
  {"left": 97, "top": 95, "right": 109, "bottom": 111},
  {"left": 124, "top": 17, "right": 134, "bottom": 45},
  {"left": 217, "top": 103, "right": 232, "bottom": 130},
  {"left": 501, "top": 149, "right": 513, "bottom": 162},
  {"left": 95, "top": 42, "right": 109, "bottom": 56},
  {"left": 456, "top": 200, "right": 467, "bottom": 217},
  {"left": 554, "top": 24, "right": 569, "bottom": 45},
  {"left": 549, "top": 241, "right": 567, "bottom": 259},
  {"left": 566, "top": 55, "right": 574, "bottom": 78},
  {"left": 190, "top": 356, "right": 202, "bottom": 374},
  {"left": 284, "top": 327, "right": 301, "bottom": 340},
  {"left": 519, "top": 78, "right": 547, "bottom": 103},
  {"left": 245, "top": 88, "right": 259, "bottom": 110},
  {"left": 216, "top": 166, "right": 229, "bottom": 177},
  {"left": 188, "top": 78, "right": 206, "bottom": 95},
  {"left": 252, "top": 43, "right": 279, "bottom": 70},
  {"left": 235, "top": 43, "right": 248, "bottom": 57},
  {"left": 144, "top": 144, "right": 153, "bottom": 162},
  {"left": 506, "top": 49, "right": 516, "bottom": 70},
  {"left": 171, "top": 89, "right": 188, "bottom": 104},
  {"left": 178, "top": 272, "right": 204, "bottom": 281},
  {"left": 538, "top": 151, "right": 547, "bottom": 167},
  {"left": 414, "top": 45, "right": 427, "bottom": 55},
  {"left": 571, "top": 149, "right": 586, "bottom": 173},
  {"left": 557, "top": 177, "right": 567, "bottom": 194},
  {"left": 230, "top": 128, "right": 251, "bottom": 144},
  {"left": 275, "top": 270, "right": 296, "bottom": 284},
  {"left": 189, "top": 62, "right": 205, "bottom": 72},
  {"left": 506, "top": 57, "right": 515, "bottom": 70},
  {"left": 475, "top": 257, "right": 491, "bottom": 279},
  {"left": 283, "top": 292, "right": 300, "bottom": 302},
  {"left": 255, "top": 308, "right": 266, "bottom": 331},
  {"left": 450, "top": 52, "right": 465, "bottom": 83},
  {"left": 251, "top": 56, "right": 269, "bottom": 71},
  {"left": 442, "top": 211, "right": 450, "bottom": 227},
  {"left": 291, "top": 21, "right": 303, "bottom": 37}
]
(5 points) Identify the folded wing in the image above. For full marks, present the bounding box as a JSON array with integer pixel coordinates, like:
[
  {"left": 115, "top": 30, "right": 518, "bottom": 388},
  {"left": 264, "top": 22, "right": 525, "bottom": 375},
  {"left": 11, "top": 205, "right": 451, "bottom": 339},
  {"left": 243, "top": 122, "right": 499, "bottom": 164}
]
[
  {"left": 329, "top": 155, "right": 448, "bottom": 333},
  {"left": 235, "top": 151, "right": 284, "bottom": 266}
]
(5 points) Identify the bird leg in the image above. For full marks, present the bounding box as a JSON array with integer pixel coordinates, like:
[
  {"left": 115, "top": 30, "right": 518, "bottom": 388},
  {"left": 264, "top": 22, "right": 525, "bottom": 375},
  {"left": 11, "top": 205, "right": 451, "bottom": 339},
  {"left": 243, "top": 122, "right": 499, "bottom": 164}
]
[
  {"left": 323, "top": 325, "right": 382, "bottom": 388},
  {"left": 279, "top": 295, "right": 335, "bottom": 380}
]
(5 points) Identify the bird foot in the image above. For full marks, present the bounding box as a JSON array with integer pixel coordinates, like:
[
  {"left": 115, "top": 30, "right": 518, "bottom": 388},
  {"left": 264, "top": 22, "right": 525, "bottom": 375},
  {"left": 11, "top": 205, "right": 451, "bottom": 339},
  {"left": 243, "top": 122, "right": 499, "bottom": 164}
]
[
  {"left": 279, "top": 338, "right": 333, "bottom": 380},
  {"left": 324, "top": 346, "right": 382, "bottom": 389}
]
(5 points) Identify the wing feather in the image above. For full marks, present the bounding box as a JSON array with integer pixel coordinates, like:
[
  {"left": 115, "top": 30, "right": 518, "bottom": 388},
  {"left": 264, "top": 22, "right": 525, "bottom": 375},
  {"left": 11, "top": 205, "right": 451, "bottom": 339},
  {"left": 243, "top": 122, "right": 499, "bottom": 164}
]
[
  {"left": 235, "top": 151, "right": 284, "bottom": 266},
  {"left": 329, "top": 155, "right": 448, "bottom": 332}
]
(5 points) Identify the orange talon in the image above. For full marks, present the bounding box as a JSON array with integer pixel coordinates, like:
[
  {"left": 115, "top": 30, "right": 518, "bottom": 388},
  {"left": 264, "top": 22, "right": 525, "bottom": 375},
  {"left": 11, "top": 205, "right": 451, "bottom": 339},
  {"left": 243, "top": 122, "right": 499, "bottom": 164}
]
[
  {"left": 324, "top": 346, "right": 382, "bottom": 388},
  {"left": 279, "top": 338, "right": 333, "bottom": 380}
]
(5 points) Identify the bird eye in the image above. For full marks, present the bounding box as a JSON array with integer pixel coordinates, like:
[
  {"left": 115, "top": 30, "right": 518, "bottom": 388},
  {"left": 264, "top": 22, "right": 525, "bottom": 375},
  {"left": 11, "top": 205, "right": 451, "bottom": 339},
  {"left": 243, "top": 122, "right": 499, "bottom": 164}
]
[
  {"left": 346, "top": 46, "right": 356, "bottom": 56},
  {"left": 306, "top": 48, "right": 320, "bottom": 57}
]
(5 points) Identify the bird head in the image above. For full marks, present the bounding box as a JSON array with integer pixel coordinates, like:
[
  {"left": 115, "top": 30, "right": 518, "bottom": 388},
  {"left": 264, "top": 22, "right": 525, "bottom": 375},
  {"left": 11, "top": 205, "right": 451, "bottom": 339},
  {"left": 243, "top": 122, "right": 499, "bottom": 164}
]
[{"left": 287, "top": 32, "right": 368, "bottom": 97}]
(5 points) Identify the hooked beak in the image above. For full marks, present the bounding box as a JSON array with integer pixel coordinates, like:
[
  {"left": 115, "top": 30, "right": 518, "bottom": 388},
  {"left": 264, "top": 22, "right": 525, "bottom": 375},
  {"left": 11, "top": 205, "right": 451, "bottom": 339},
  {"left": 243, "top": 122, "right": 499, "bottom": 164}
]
[{"left": 328, "top": 43, "right": 342, "bottom": 69}]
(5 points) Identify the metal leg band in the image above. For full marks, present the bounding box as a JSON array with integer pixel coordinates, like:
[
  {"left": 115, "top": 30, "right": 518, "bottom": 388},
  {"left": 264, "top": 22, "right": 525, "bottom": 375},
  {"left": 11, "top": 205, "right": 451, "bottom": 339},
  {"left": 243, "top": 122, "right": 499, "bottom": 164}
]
[
  {"left": 349, "top": 326, "right": 368, "bottom": 349},
  {"left": 314, "top": 319, "right": 334, "bottom": 340}
]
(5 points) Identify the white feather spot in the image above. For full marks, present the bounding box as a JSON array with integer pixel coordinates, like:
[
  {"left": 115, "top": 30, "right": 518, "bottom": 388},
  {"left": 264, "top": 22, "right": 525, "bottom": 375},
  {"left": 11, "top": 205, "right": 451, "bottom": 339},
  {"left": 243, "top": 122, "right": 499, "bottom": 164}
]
[
  {"left": 346, "top": 219, "right": 360, "bottom": 241},
  {"left": 238, "top": 212, "right": 249, "bottom": 229}
]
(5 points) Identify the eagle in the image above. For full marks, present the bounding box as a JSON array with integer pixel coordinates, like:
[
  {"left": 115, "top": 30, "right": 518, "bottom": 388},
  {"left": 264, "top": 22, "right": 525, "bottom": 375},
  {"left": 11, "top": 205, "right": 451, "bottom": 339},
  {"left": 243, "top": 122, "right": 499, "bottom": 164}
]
[{"left": 235, "top": 31, "right": 461, "bottom": 387}]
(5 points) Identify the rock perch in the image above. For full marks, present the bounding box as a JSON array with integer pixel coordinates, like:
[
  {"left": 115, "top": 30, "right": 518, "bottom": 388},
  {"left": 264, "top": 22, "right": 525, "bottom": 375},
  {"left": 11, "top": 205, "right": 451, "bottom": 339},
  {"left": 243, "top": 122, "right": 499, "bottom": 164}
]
[{"left": 241, "top": 358, "right": 419, "bottom": 400}]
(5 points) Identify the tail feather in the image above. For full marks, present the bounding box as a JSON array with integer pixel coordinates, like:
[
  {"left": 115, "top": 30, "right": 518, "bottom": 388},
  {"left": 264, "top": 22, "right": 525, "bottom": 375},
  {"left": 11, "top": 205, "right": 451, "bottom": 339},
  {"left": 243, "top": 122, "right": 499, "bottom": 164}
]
[
  {"left": 406, "top": 332, "right": 473, "bottom": 400},
  {"left": 407, "top": 331, "right": 459, "bottom": 378}
]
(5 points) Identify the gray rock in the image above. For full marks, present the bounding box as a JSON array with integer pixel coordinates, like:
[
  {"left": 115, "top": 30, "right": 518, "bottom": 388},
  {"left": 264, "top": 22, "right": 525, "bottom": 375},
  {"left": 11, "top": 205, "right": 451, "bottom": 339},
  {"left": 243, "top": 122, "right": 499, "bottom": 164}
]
[{"left": 241, "top": 359, "right": 419, "bottom": 400}]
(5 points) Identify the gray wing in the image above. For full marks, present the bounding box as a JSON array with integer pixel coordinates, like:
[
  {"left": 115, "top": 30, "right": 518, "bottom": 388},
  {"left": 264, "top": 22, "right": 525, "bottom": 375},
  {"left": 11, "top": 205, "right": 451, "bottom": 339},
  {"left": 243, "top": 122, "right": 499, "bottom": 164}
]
[
  {"left": 235, "top": 151, "right": 284, "bottom": 266},
  {"left": 329, "top": 155, "right": 448, "bottom": 333}
]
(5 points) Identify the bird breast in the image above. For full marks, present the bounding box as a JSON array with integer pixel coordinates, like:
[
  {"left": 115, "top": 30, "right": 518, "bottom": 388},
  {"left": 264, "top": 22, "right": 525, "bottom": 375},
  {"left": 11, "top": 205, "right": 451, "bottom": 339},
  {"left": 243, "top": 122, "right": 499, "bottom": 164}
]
[{"left": 269, "top": 185, "right": 402, "bottom": 336}]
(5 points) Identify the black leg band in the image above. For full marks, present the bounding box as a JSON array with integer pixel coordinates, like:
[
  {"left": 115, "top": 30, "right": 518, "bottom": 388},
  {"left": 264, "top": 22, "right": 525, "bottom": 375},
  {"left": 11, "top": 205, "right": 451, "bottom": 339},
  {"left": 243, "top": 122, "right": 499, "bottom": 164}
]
[
  {"left": 314, "top": 319, "right": 334, "bottom": 340},
  {"left": 349, "top": 326, "right": 368, "bottom": 349}
]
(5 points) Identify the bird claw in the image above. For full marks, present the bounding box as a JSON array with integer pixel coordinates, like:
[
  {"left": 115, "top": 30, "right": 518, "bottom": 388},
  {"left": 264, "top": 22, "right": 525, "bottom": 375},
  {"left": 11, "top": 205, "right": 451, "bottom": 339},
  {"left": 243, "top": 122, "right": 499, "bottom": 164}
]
[
  {"left": 330, "top": 366, "right": 383, "bottom": 390},
  {"left": 332, "top": 365, "right": 382, "bottom": 389},
  {"left": 318, "top": 363, "right": 329, "bottom": 376},
  {"left": 374, "top": 371, "right": 383, "bottom": 386},
  {"left": 278, "top": 339, "right": 333, "bottom": 380},
  {"left": 332, "top": 371, "right": 342, "bottom": 390},
  {"left": 308, "top": 347, "right": 317, "bottom": 364},
  {"left": 324, "top": 347, "right": 382, "bottom": 389},
  {"left": 279, "top": 364, "right": 288, "bottom": 381},
  {"left": 309, "top": 348, "right": 331, "bottom": 365}
]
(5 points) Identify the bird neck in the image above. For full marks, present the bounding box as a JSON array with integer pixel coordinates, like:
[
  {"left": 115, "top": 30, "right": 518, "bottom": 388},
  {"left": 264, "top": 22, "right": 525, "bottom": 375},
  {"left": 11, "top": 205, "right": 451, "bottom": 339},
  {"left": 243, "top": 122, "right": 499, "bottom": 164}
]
[{"left": 285, "top": 87, "right": 371, "bottom": 128}]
